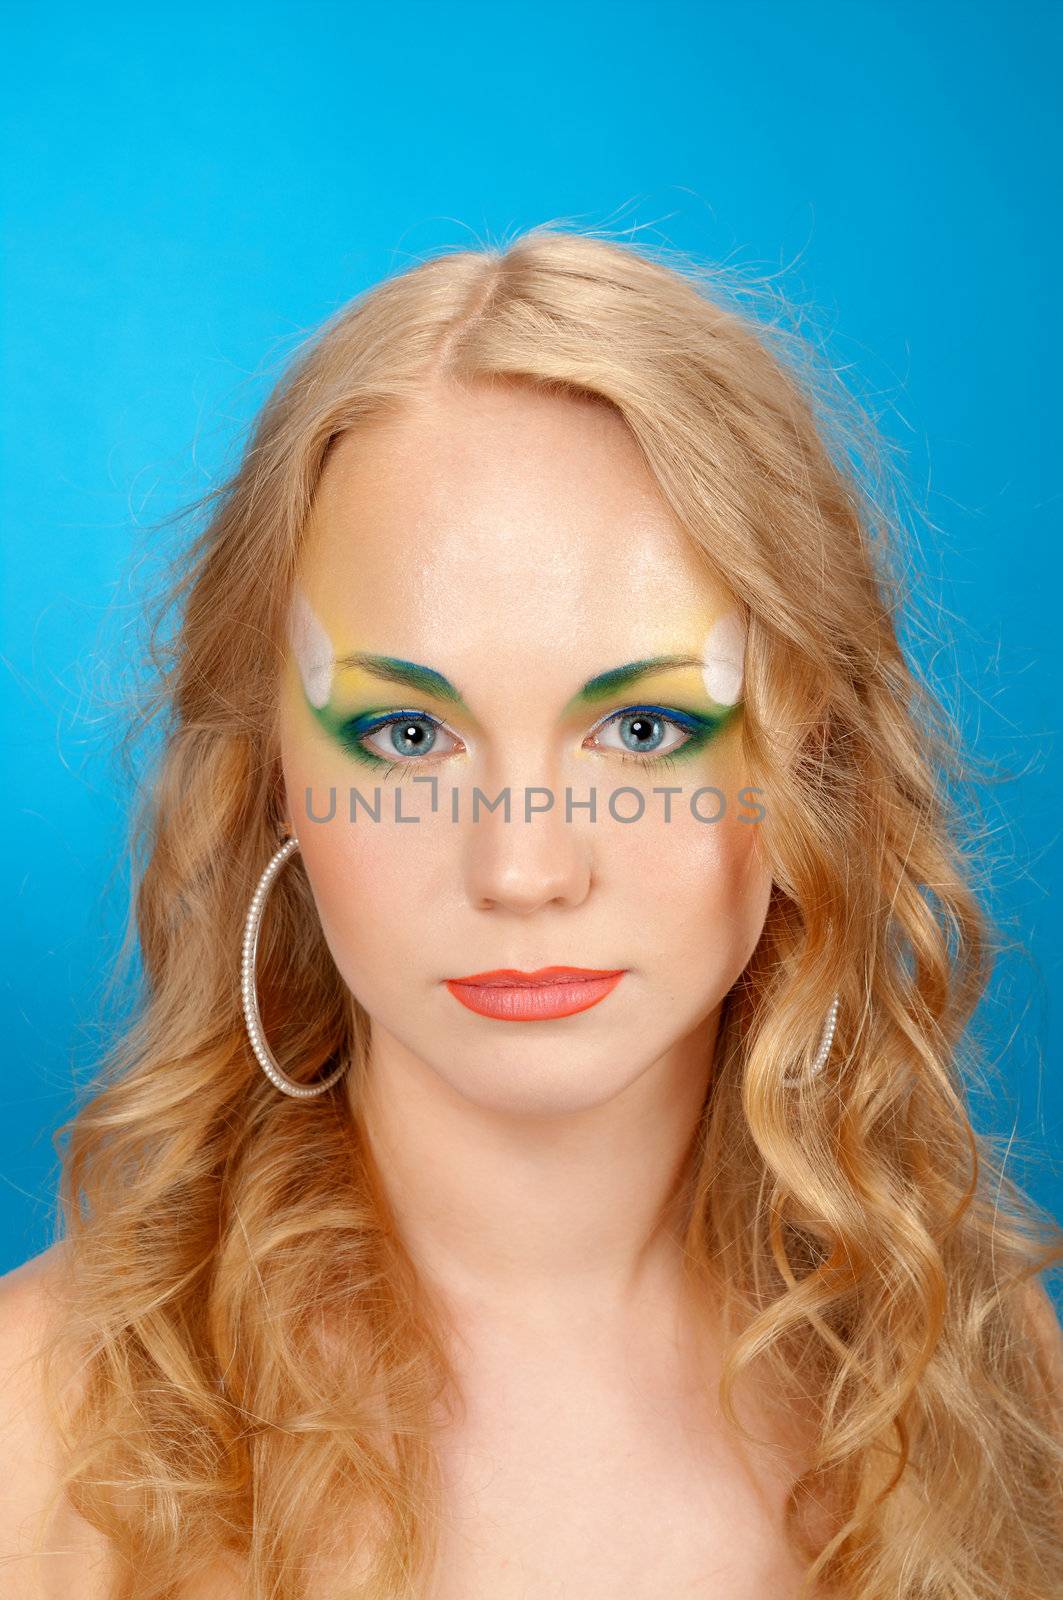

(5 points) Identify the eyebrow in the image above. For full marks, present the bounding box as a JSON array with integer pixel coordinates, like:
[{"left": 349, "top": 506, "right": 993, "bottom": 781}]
[
  {"left": 564, "top": 655, "right": 705, "bottom": 711},
  {"left": 333, "top": 651, "right": 705, "bottom": 713},
  {"left": 334, "top": 652, "right": 469, "bottom": 708}
]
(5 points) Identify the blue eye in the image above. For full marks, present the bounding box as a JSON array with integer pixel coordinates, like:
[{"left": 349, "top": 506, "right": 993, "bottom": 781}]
[
  {"left": 378, "top": 717, "right": 437, "bottom": 757},
  {"left": 583, "top": 703, "right": 727, "bottom": 765},
  {"left": 340, "top": 710, "right": 463, "bottom": 767},
  {"left": 603, "top": 711, "right": 676, "bottom": 754},
  {"left": 333, "top": 700, "right": 731, "bottom": 775}
]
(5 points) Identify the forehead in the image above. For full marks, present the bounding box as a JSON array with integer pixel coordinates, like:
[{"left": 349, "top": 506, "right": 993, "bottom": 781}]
[{"left": 296, "top": 381, "right": 735, "bottom": 669}]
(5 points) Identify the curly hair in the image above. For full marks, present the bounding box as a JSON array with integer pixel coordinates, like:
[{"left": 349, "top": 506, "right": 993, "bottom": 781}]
[{"left": 30, "top": 223, "right": 1063, "bottom": 1598}]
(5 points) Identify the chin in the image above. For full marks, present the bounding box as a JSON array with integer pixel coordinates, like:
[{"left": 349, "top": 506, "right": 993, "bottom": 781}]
[{"left": 422, "top": 1036, "right": 677, "bottom": 1119}]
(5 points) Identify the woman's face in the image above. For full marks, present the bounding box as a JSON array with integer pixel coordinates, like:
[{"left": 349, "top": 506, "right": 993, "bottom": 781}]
[{"left": 277, "top": 379, "right": 773, "bottom": 1116}]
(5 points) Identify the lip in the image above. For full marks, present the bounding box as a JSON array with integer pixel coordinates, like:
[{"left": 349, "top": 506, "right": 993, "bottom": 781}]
[{"left": 443, "top": 965, "right": 628, "bottom": 1021}]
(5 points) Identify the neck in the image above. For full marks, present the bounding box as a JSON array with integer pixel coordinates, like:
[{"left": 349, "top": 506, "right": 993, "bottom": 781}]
[{"left": 349, "top": 1015, "right": 718, "bottom": 1327}]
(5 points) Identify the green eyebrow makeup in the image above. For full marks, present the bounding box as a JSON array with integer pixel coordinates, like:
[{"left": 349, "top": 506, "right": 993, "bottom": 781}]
[
  {"left": 288, "top": 586, "right": 744, "bottom": 774},
  {"left": 333, "top": 652, "right": 470, "bottom": 710},
  {"left": 312, "top": 647, "right": 734, "bottom": 721},
  {"left": 337, "top": 650, "right": 721, "bottom": 716},
  {"left": 314, "top": 654, "right": 474, "bottom": 770},
  {"left": 561, "top": 655, "right": 707, "bottom": 714},
  {"left": 309, "top": 655, "right": 739, "bottom": 772}
]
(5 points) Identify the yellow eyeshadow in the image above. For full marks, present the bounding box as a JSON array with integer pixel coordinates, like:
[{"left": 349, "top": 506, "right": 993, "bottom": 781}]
[{"left": 576, "top": 665, "right": 727, "bottom": 714}]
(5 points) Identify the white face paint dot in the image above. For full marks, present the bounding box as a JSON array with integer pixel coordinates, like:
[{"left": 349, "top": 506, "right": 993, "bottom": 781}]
[
  {"left": 288, "top": 584, "right": 336, "bottom": 709},
  {"left": 701, "top": 611, "right": 746, "bottom": 707}
]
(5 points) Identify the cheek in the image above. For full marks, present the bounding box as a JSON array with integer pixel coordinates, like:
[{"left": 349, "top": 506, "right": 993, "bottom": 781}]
[
  {"left": 703, "top": 806, "right": 773, "bottom": 952},
  {"left": 604, "top": 797, "right": 772, "bottom": 966},
  {"left": 280, "top": 700, "right": 445, "bottom": 990},
  {"left": 296, "top": 814, "right": 449, "bottom": 996}
]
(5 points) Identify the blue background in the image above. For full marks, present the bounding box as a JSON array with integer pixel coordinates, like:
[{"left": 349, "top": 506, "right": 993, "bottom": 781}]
[{"left": 2, "top": 2, "right": 1060, "bottom": 1280}]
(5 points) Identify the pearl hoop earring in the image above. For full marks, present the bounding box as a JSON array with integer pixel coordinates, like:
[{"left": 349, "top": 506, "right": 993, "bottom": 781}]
[
  {"left": 780, "top": 992, "right": 841, "bottom": 1085},
  {"left": 243, "top": 840, "right": 841, "bottom": 1097},
  {"left": 241, "top": 836, "right": 350, "bottom": 1099}
]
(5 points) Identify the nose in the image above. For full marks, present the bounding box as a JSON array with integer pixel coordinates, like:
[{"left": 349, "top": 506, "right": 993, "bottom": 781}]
[{"left": 461, "top": 763, "right": 593, "bottom": 914}]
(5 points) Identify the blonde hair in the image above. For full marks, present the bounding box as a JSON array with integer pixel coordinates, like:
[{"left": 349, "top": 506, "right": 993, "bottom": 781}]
[{"left": 36, "top": 223, "right": 1063, "bottom": 1598}]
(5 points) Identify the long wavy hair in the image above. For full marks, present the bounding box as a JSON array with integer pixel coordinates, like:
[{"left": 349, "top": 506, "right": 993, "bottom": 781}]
[{"left": 34, "top": 224, "right": 1063, "bottom": 1599}]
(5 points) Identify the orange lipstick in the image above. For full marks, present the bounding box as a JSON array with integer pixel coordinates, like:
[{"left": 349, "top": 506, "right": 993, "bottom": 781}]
[{"left": 443, "top": 965, "right": 626, "bottom": 1021}]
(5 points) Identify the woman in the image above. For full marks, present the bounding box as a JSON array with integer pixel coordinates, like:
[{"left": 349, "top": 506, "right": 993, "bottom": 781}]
[{"left": 2, "top": 226, "right": 1061, "bottom": 1599}]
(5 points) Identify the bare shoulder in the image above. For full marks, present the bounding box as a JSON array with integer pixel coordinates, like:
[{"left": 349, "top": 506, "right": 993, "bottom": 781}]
[
  {"left": 0, "top": 1249, "right": 251, "bottom": 1600},
  {"left": 0, "top": 1242, "right": 115, "bottom": 1599}
]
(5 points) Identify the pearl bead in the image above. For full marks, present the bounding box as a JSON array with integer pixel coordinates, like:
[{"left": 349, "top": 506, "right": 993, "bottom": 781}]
[{"left": 240, "top": 837, "right": 348, "bottom": 1099}]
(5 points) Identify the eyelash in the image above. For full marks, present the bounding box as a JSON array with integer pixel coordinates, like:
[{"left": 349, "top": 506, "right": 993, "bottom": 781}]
[{"left": 344, "top": 704, "right": 709, "bottom": 777}]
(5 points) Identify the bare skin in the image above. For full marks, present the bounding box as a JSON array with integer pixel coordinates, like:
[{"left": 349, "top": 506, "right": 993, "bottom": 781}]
[
  {"left": 277, "top": 377, "right": 817, "bottom": 1594},
  {"left": 422, "top": 1266, "right": 819, "bottom": 1598},
  {"left": 0, "top": 1245, "right": 821, "bottom": 1599},
  {"left": 0, "top": 380, "right": 824, "bottom": 1595}
]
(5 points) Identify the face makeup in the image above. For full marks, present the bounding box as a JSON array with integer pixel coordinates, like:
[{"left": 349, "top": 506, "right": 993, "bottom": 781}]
[
  {"left": 700, "top": 612, "right": 746, "bottom": 708},
  {"left": 564, "top": 652, "right": 740, "bottom": 771},
  {"left": 443, "top": 966, "right": 628, "bottom": 1021},
  {"left": 278, "top": 380, "right": 773, "bottom": 1122},
  {"left": 289, "top": 583, "right": 336, "bottom": 709},
  {"left": 289, "top": 585, "right": 742, "bottom": 779}
]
